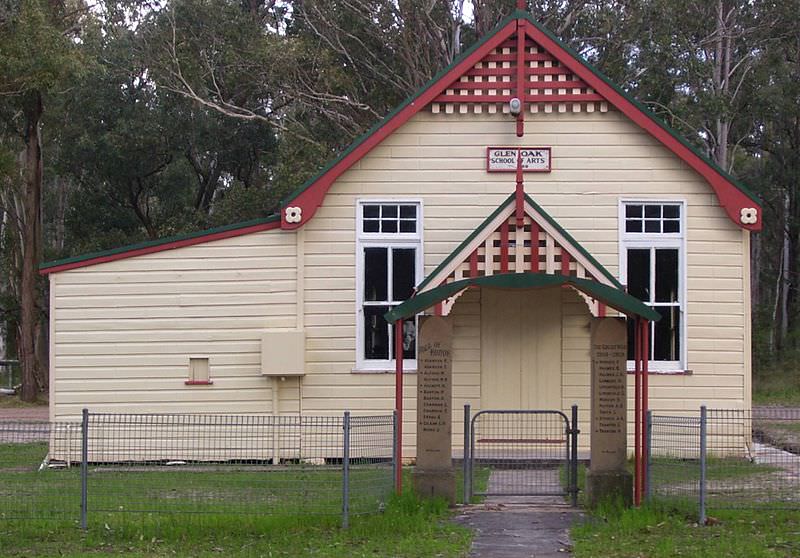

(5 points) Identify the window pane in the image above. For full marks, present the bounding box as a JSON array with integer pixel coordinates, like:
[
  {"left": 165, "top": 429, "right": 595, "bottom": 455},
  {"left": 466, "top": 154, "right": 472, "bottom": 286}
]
[
  {"left": 364, "top": 248, "right": 388, "bottom": 301},
  {"left": 400, "top": 205, "right": 416, "bottom": 219},
  {"left": 663, "top": 220, "right": 680, "bottom": 233},
  {"left": 653, "top": 306, "right": 680, "bottom": 361},
  {"left": 393, "top": 319, "right": 416, "bottom": 360},
  {"left": 655, "top": 249, "right": 679, "bottom": 302},
  {"left": 663, "top": 205, "right": 680, "bottom": 219},
  {"left": 363, "top": 219, "right": 379, "bottom": 233},
  {"left": 382, "top": 205, "right": 398, "bottom": 218},
  {"left": 392, "top": 248, "right": 416, "bottom": 301},
  {"left": 364, "top": 306, "right": 390, "bottom": 359},
  {"left": 399, "top": 220, "right": 416, "bottom": 233},
  {"left": 627, "top": 249, "right": 650, "bottom": 301},
  {"left": 644, "top": 219, "right": 660, "bottom": 233},
  {"left": 644, "top": 205, "right": 660, "bottom": 218},
  {"left": 363, "top": 205, "right": 379, "bottom": 218},
  {"left": 626, "top": 220, "right": 642, "bottom": 233},
  {"left": 626, "top": 204, "right": 642, "bottom": 218},
  {"left": 382, "top": 220, "right": 398, "bottom": 233}
]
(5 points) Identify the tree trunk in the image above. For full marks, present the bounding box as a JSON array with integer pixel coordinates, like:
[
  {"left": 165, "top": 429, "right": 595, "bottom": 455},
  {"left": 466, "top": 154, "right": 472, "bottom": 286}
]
[{"left": 19, "top": 92, "right": 43, "bottom": 403}]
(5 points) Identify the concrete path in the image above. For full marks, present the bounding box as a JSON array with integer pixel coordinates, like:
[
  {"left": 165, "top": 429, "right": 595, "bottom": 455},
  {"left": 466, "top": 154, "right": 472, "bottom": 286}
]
[{"left": 453, "top": 469, "right": 582, "bottom": 557}]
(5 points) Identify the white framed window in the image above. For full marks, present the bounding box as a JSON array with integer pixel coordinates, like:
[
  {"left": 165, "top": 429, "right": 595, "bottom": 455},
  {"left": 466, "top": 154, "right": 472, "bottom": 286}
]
[
  {"left": 355, "top": 200, "right": 423, "bottom": 371},
  {"left": 619, "top": 201, "right": 686, "bottom": 372}
]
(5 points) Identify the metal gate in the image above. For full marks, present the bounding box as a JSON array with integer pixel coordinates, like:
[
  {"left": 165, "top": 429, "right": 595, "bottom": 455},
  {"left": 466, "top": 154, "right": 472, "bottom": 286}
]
[{"left": 463, "top": 405, "right": 579, "bottom": 505}]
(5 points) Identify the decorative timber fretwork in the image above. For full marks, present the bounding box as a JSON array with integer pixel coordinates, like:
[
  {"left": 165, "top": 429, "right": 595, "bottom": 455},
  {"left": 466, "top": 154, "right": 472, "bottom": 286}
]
[
  {"left": 416, "top": 193, "right": 621, "bottom": 317},
  {"left": 431, "top": 21, "right": 608, "bottom": 116}
]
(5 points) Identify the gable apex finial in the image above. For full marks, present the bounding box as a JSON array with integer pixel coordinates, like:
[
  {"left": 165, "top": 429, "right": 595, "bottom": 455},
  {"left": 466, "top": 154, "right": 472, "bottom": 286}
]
[{"left": 516, "top": 0, "right": 525, "bottom": 10}]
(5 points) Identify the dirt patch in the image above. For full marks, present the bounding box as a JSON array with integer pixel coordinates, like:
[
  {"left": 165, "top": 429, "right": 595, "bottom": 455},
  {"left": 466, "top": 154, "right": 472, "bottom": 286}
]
[
  {"left": 753, "top": 406, "right": 800, "bottom": 455},
  {"left": 0, "top": 405, "right": 48, "bottom": 421}
]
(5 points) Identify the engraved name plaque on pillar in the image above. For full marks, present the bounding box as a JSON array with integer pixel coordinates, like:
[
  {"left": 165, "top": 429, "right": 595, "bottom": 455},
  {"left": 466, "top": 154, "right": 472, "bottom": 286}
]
[
  {"left": 414, "top": 315, "right": 455, "bottom": 503},
  {"left": 586, "top": 317, "right": 632, "bottom": 507}
]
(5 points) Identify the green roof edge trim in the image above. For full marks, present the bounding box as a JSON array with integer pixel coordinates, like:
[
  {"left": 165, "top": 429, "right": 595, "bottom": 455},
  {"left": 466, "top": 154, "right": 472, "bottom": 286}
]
[
  {"left": 280, "top": 13, "right": 520, "bottom": 206},
  {"left": 40, "top": 214, "right": 280, "bottom": 270},
  {"left": 514, "top": 10, "right": 760, "bottom": 204},
  {"left": 385, "top": 272, "right": 660, "bottom": 322},
  {"left": 523, "top": 193, "right": 623, "bottom": 289}
]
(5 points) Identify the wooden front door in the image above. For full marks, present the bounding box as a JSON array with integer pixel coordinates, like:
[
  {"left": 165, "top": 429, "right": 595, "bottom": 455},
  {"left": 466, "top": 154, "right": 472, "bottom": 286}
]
[{"left": 480, "top": 288, "right": 562, "bottom": 410}]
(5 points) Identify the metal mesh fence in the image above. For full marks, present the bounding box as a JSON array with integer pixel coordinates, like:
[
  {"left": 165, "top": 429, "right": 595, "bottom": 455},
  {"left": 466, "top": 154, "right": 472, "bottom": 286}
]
[
  {"left": 647, "top": 414, "right": 701, "bottom": 503},
  {"left": 468, "top": 409, "right": 573, "bottom": 499},
  {"left": 648, "top": 407, "right": 800, "bottom": 512},
  {"left": 0, "top": 420, "right": 82, "bottom": 520},
  {"left": 0, "top": 412, "right": 394, "bottom": 526}
]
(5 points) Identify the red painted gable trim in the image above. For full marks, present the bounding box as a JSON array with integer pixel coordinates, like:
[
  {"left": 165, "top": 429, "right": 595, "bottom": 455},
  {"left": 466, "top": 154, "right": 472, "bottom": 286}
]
[
  {"left": 40, "top": 220, "right": 281, "bottom": 275},
  {"left": 281, "top": 20, "right": 518, "bottom": 230},
  {"left": 283, "top": 14, "right": 760, "bottom": 232},
  {"left": 521, "top": 24, "right": 761, "bottom": 231}
]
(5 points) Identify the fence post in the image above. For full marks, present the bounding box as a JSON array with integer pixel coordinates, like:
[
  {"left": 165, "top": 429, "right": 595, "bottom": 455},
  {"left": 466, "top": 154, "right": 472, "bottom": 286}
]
[
  {"left": 463, "top": 403, "right": 471, "bottom": 504},
  {"left": 699, "top": 405, "right": 707, "bottom": 526},
  {"left": 570, "top": 404, "right": 579, "bottom": 507},
  {"left": 80, "top": 408, "right": 88, "bottom": 530},
  {"left": 342, "top": 410, "right": 351, "bottom": 529},
  {"left": 645, "top": 410, "right": 653, "bottom": 501}
]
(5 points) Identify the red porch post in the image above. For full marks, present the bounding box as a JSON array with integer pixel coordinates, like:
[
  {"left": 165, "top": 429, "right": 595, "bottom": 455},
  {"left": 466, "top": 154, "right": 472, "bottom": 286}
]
[
  {"left": 634, "top": 317, "right": 642, "bottom": 506},
  {"left": 641, "top": 319, "right": 650, "bottom": 500},
  {"left": 394, "top": 318, "right": 404, "bottom": 494}
]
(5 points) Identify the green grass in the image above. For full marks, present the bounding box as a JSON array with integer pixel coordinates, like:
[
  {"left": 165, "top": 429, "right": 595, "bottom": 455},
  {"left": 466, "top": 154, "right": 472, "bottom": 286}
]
[
  {"left": 753, "top": 362, "right": 800, "bottom": 405},
  {"left": 460, "top": 466, "right": 491, "bottom": 504},
  {"left": 0, "top": 490, "right": 472, "bottom": 557},
  {"left": 0, "top": 445, "right": 473, "bottom": 557},
  {"left": 573, "top": 501, "right": 800, "bottom": 557},
  {"left": 0, "top": 394, "right": 47, "bottom": 408},
  {"left": 649, "top": 456, "right": 777, "bottom": 483},
  {"left": 1, "top": 448, "right": 392, "bottom": 517}
]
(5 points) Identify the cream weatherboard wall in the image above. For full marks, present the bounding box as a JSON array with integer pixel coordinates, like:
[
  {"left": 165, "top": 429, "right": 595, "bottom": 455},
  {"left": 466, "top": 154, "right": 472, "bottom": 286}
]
[
  {"left": 49, "top": 107, "right": 750, "bottom": 456},
  {"left": 300, "top": 107, "right": 749, "bottom": 452},
  {"left": 49, "top": 229, "right": 299, "bottom": 421}
]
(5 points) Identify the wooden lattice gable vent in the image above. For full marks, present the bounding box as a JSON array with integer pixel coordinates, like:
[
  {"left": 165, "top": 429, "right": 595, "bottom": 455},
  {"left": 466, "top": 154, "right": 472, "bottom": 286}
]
[
  {"left": 417, "top": 194, "right": 620, "bottom": 316},
  {"left": 431, "top": 21, "right": 608, "bottom": 115}
]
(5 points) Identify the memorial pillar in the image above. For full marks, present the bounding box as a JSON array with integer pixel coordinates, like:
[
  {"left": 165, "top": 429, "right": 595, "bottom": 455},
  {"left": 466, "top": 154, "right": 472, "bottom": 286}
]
[
  {"left": 413, "top": 316, "right": 456, "bottom": 504},
  {"left": 586, "top": 317, "right": 633, "bottom": 507}
]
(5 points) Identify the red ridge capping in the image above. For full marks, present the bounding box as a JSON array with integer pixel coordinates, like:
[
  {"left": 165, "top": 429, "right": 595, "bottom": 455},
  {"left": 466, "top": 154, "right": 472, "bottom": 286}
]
[
  {"left": 521, "top": 22, "right": 761, "bottom": 231},
  {"left": 281, "top": 20, "right": 518, "bottom": 230},
  {"left": 530, "top": 221, "right": 540, "bottom": 272},
  {"left": 41, "top": 220, "right": 281, "bottom": 275},
  {"left": 515, "top": 150, "right": 525, "bottom": 226},
  {"left": 515, "top": 18, "right": 526, "bottom": 137}
]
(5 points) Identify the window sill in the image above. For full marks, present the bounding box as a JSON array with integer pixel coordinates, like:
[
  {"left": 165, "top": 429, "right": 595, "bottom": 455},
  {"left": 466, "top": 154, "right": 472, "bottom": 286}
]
[
  {"left": 626, "top": 369, "right": 692, "bottom": 376},
  {"left": 184, "top": 380, "right": 214, "bottom": 385},
  {"left": 352, "top": 367, "right": 418, "bottom": 374}
]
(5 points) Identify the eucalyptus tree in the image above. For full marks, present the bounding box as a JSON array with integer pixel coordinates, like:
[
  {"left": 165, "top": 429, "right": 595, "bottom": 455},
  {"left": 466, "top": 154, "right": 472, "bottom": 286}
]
[{"left": 0, "top": 0, "right": 88, "bottom": 401}]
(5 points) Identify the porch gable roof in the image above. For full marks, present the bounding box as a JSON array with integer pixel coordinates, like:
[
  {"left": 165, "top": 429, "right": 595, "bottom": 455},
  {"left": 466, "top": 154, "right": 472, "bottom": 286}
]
[{"left": 416, "top": 192, "right": 622, "bottom": 294}]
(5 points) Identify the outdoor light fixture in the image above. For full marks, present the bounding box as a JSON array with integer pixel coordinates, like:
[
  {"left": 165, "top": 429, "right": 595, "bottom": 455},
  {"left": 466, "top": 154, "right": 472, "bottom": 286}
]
[{"left": 509, "top": 97, "right": 522, "bottom": 115}]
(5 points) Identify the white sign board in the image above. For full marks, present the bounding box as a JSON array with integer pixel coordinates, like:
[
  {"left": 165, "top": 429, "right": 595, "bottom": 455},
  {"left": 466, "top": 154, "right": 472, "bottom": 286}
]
[{"left": 487, "top": 147, "right": 551, "bottom": 172}]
